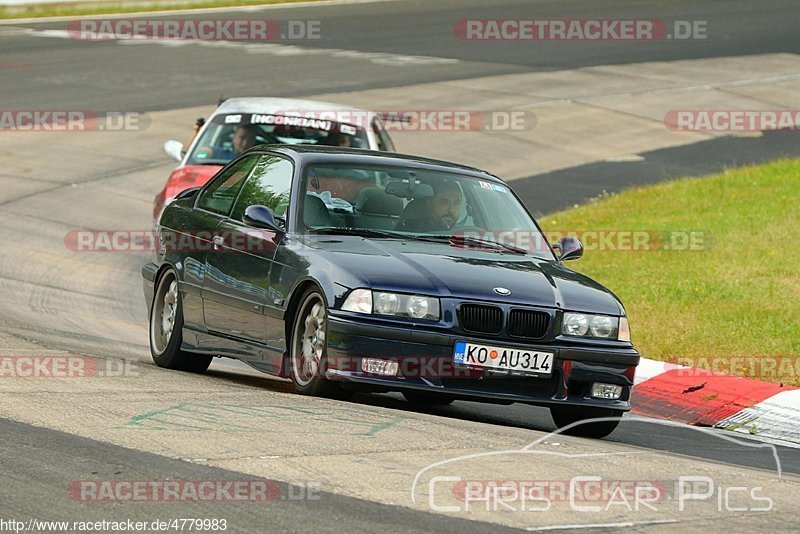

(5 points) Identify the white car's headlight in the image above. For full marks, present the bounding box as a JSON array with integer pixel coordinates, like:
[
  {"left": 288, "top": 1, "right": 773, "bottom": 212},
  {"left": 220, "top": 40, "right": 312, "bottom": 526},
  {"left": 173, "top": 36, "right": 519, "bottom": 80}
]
[
  {"left": 563, "top": 312, "right": 628, "bottom": 341},
  {"left": 342, "top": 289, "right": 440, "bottom": 321}
]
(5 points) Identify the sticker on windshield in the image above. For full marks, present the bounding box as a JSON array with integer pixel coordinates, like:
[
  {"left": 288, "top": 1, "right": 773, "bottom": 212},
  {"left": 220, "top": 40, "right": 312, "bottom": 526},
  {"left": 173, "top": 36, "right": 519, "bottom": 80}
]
[
  {"left": 224, "top": 114, "right": 242, "bottom": 124},
  {"left": 249, "top": 114, "right": 333, "bottom": 131},
  {"left": 340, "top": 124, "right": 357, "bottom": 135},
  {"left": 479, "top": 181, "right": 507, "bottom": 193}
]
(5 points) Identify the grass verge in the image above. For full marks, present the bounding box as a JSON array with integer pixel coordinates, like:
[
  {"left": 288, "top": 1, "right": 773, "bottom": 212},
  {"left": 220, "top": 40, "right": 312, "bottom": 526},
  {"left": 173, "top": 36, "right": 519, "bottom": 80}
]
[{"left": 539, "top": 158, "right": 800, "bottom": 385}]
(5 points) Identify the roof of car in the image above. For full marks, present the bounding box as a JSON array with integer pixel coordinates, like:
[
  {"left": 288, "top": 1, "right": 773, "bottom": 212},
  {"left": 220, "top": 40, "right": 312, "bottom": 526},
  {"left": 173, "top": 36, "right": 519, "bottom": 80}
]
[
  {"left": 215, "top": 97, "right": 373, "bottom": 116},
  {"left": 246, "top": 144, "right": 501, "bottom": 181}
]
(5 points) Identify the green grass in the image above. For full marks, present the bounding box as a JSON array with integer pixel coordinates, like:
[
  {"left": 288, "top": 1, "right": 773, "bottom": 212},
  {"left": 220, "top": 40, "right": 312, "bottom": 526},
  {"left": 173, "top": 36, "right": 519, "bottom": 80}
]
[
  {"left": 0, "top": 0, "right": 319, "bottom": 20},
  {"left": 539, "top": 158, "right": 800, "bottom": 385}
]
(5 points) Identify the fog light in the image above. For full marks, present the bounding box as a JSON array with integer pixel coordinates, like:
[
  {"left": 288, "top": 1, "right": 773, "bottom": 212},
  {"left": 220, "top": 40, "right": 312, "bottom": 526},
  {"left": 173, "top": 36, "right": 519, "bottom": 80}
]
[
  {"left": 591, "top": 382, "right": 623, "bottom": 400},
  {"left": 361, "top": 358, "right": 399, "bottom": 376}
]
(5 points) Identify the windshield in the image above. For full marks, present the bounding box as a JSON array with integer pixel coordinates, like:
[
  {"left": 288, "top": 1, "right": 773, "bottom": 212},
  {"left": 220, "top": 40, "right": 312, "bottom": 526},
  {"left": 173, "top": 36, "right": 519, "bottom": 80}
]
[
  {"left": 300, "top": 163, "right": 555, "bottom": 258},
  {"left": 186, "top": 112, "right": 370, "bottom": 166}
]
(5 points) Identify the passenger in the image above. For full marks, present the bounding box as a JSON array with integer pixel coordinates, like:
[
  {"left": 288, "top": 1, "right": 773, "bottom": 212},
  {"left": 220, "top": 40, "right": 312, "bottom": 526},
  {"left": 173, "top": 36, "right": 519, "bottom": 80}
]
[{"left": 324, "top": 129, "right": 354, "bottom": 148}]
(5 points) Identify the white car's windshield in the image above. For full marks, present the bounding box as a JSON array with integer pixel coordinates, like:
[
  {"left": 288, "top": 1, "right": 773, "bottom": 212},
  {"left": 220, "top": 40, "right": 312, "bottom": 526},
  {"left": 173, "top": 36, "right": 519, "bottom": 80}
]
[{"left": 187, "top": 113, "right": 370, "bottom": 165}]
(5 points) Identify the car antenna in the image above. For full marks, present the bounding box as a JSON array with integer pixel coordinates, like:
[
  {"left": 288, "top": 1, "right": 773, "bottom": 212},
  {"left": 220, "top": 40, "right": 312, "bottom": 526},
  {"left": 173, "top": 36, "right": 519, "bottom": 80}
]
[{"left": 218, "top": 94, "right": 226, "bottom": 106}]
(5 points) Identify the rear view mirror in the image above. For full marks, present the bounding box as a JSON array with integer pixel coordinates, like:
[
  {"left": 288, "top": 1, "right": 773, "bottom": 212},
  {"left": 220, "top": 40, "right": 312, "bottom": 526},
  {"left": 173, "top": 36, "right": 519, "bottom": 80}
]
[
  {"left": 163, "top": 140, "right": 184, "bottom": 162},
  {"left": 385, "top": 181, "right": 433, "bottom": 199}
]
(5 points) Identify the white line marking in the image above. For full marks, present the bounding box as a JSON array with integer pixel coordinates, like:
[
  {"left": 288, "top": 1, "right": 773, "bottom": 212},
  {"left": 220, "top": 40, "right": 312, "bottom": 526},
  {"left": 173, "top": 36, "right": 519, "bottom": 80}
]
[
  {"left": 28, "top": 29, "right": 459, "bottom": 67},
  {"left": 526, "top": 519, "right": 679, "bottom": 531}
]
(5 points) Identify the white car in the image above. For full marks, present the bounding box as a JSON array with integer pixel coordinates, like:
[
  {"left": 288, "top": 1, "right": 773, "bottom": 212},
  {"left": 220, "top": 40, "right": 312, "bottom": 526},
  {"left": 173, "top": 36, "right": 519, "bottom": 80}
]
[{"left": 155, "top": 97, "right": 396, "bottom": 220}]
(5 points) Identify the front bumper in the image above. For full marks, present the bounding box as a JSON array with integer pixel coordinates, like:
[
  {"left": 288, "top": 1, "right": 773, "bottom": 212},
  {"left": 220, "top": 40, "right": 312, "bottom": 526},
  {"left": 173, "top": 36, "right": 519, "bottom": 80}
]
[{"left": 326, "top": 314, "right": 639, "bottom": 410}]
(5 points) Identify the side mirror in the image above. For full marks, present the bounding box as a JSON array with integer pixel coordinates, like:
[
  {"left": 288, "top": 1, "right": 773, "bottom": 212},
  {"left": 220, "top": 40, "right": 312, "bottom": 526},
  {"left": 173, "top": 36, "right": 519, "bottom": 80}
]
[
  {"left": 555, "top": 236, "right": 584, "bottom": 261},
  {"left": 163, "top": 140, "right": 185, "bottom": 162},
  {"left": 243, "top": 205, "right": 284, "bottom": 232}
]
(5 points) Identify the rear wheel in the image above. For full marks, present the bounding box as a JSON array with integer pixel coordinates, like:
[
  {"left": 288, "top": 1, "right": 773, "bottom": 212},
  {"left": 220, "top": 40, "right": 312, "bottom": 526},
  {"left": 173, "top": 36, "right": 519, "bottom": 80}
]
[
  {"left": 290, "top": 288, "right": 351, "bottom": 399},
  {"left": 149, "top": 269, "right": 212, "bottom": 373},
  {"left": 403, "top": 391, "right": 455, "bottom": 406},
  {"left": 549, "top": 406, "right": 623, "bottom": 439}
]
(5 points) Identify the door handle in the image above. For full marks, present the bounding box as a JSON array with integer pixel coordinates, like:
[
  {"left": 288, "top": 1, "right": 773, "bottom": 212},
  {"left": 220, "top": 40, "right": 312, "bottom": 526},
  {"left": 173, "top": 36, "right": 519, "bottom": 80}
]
[{"left": 213, "top": 235, "right": 224, "bottom": 250}]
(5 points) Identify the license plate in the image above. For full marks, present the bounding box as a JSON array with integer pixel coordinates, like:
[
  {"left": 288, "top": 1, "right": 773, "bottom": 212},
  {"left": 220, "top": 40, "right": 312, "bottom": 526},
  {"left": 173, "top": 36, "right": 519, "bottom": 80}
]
[{"left": 454, "top": 341, "right": 553, "bottom": 376}]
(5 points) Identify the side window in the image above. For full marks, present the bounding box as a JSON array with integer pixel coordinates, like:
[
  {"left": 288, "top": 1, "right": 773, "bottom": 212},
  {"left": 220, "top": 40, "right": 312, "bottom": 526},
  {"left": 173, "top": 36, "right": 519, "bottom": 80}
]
[
  {"left": 372, "top": 119, "right": 395, "bottom": 152},
  {"left": 231, "top": 155, "right": 294, "bottom": 223},
  {"left": 197, "top": 155, "right": 258, "bottom": 216}
]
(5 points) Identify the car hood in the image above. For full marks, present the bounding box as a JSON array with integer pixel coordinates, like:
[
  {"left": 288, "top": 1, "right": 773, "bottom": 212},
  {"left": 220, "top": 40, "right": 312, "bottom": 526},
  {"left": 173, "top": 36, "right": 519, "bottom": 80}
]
[{"left": 304, "top": 236, "right": 624, "bottom": 315}]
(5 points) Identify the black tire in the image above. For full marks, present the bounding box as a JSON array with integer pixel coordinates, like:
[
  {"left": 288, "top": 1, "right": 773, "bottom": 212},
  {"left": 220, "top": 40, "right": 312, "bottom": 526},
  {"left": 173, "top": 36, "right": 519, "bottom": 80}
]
[
  {"left": 149, "top": 269, "right": 212, "bottom": 373},
  {"left": 403, "top": 391, "right": 455, "bottom": 406},
  {"left": 289, "top": 288, "right": 351, "bottom": 399},
  {"left": 550, "top": 406, "right": 623, "bottom": 439}
]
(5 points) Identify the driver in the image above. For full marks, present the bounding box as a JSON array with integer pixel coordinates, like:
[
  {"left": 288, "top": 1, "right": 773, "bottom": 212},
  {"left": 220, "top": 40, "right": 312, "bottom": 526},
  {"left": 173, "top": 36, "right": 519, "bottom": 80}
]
[
  {"left": 398, "top": 180, "right": 463, "bottom": 232},
  {"left": 197, "top": 124, "right": 260, "bottom": 161}
]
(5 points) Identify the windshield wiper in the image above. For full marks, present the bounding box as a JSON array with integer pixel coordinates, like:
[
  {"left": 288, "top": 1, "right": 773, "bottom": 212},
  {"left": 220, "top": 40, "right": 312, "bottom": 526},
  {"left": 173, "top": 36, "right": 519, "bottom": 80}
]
[
  {"left": 457, "top": 235, "right": 527, "bottom": 254},
  {"left": 407, "top": 234, "right": 527, "bottom": 254},
  {"left": 308, "top": 228, "right": 406, "bottom": 239}
]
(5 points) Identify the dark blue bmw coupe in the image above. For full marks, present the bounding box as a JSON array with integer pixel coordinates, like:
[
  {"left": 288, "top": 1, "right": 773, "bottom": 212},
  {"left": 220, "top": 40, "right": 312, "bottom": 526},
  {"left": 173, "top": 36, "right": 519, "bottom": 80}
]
[{"left": 143, "top": 145, "right": 639, "bottom": 438}]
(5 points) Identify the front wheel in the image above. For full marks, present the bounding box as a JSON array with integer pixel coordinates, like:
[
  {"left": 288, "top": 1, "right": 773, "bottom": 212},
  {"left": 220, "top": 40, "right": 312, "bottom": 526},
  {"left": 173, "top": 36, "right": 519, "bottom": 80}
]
[
  {"left": 149, "top": 268, "right": 212, "bottom": 373},
  {"left": 289, "top": 288, "right": 351, "bottom": 399},
  {"left": 549, "top": 406, "right": 623, "bottom": 439}
]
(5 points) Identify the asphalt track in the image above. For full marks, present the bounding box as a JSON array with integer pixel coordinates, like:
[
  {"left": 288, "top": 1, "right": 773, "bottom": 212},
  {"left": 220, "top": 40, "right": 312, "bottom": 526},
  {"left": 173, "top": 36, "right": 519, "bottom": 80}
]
[
  {"left": 1, "top": 0, "right": 800, "bottom": 531},
  {"left": 0, "top": 0, "right": 798, "bottom": 110},
  {"left": 0, "top": 417, "right": 517, "bottom": 533}
]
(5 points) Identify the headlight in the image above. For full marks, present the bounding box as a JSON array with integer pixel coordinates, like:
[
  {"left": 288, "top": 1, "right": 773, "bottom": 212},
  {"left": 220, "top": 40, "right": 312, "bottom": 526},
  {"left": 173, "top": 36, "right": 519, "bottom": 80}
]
[
  {"left": 590, "top": 315, "right": 615, "bottom": 338},
  {"left": 341, "top": 289, "right": 372, "bottom": 313},
  {"left": 374, "top": 292, "right": 400, "bottom": 315},
  {"left": 562, "top": 312, "right": 627, "bottom": 340},
  {"left": 342, "top": 289, "right": 439, "bottom": 321},
  {"left": 563, "top": 313, "right": 589, "bottom": 336},
  {"left": 406, "top": 295, "right": 431, "bottom": 319}
]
